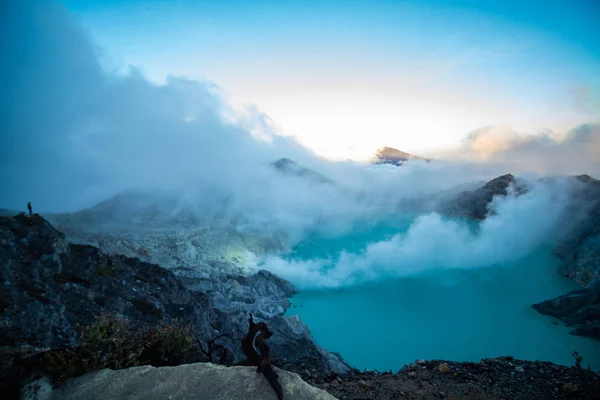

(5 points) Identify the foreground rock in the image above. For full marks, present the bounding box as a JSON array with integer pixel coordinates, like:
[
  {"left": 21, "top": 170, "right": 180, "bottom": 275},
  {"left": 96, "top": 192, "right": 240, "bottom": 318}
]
[
  {"left": 22, "top": 363, "right": 336, "bottom": 400},
  {"left": 0, "top": 213, "right": 348, "bottom": 393},
  {"left": 306, "top": 357, "right": 599, "bottom": 400}
]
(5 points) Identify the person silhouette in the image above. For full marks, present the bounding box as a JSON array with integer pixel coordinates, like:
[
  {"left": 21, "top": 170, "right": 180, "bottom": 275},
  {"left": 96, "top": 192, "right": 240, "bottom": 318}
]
[{"left": 27, "top": 202, "right": 32, "bottom": 216}]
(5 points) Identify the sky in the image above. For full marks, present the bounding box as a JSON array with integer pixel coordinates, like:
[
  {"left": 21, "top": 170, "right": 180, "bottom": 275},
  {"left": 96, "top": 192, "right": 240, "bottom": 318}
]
[
  {"left": 1, "top": 0, "right": 599, "bottom": 214},
  {"left": 55, "top": 0, "right": 600, "bottom": 160},
  {"left": 1, "top": 0, "right": 599, "bottom": 294}
]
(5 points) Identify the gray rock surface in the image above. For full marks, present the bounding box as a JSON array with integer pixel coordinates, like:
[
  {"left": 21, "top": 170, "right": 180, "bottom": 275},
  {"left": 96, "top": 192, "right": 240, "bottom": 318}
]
[{"left": 22, "top": 363, "right": 337, "bottom": 400}]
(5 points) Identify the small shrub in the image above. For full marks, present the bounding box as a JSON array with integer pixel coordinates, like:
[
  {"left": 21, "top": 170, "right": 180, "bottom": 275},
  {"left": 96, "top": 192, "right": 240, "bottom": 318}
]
[
  {"left": 44, "top": 347, "right": 90, "bottom": 385},
  {"left": 139, "top": 322, "right": 195, "bottom": 366},
  {"left": 43, "top": 314, "right": 200, "bottom": 385}
]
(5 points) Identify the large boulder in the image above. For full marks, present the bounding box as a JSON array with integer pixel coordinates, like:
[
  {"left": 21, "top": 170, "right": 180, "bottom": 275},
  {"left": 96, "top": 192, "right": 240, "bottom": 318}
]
[{"left": 22, "top": 363, "right": 337, "bottom": 400}]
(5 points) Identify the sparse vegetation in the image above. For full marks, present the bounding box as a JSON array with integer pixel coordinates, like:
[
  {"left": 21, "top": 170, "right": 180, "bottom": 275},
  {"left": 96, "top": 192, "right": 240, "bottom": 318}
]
[{"left": 43, "top": 314, "right": 201, "bottom": 385}]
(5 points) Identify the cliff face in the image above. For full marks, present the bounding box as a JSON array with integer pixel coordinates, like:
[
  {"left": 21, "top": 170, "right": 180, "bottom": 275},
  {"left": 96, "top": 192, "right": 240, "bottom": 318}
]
[{"left": 0, "top": 213, "right": 348, "bottom": 391}]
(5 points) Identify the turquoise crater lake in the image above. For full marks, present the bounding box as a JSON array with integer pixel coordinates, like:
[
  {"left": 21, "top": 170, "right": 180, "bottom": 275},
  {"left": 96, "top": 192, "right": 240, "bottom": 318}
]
[{"left": 283, "top": 216, "right": 600, "bottom": 371}]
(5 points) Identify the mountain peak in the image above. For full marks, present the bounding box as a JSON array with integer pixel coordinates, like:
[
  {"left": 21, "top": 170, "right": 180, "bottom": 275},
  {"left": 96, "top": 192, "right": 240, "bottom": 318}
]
[
  {"left": 271, "top": 158, "right": 334, "bottom": 184},
  {"left": 372, "top": 147, "right": 430, "bottom": 166}
]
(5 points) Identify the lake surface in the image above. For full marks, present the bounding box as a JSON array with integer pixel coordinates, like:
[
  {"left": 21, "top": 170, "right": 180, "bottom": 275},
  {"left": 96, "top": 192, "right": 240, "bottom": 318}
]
[{"left": 284, "top": 216, "right": 600, "bottom": 371}]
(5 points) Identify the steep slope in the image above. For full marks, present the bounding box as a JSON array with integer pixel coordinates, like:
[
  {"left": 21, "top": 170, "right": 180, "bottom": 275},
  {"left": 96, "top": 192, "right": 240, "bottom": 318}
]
[
  {"left": 46, "top": 190, "right": 287, "bottom": 279},
  {"left": 0, "top": 213, "right": 349, "bottom": 392}
]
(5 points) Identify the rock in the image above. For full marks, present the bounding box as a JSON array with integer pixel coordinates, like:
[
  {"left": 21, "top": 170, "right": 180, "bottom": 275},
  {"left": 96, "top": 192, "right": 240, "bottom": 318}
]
[
  {"left": 21, "top": 363, "right": 337, "bottom": 400},
  {"left": 358, "top": 379, "right": 373, "bottom": 389},
  {"left": 515, "top": 366, "right": 525, "bottom": 373},
  {"left": 532, "top": 288, "right": 600, "bottom": 341},
  {"left": 560, "top": 382, "right": 579, "bottom": 393},
  {"left": 408, "top": 372, "right": 417, "bottom": 377},
  {"left": 439, "top": 363, "right": 452, "bottom": 374}
]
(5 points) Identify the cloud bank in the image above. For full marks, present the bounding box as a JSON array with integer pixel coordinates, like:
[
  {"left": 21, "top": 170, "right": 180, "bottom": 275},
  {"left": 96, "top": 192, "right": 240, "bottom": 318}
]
[
  {"left": 437, "top": 124, "right": 600, "bottom": 177},
  {"left": 258, "top": 181, "right": 574, "bottom": 288}
]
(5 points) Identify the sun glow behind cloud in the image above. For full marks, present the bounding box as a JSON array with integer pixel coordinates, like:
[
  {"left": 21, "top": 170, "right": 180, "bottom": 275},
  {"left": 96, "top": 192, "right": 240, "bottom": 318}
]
[
  {"left": 59, "top": 0, "right": 600, "bottom": 160},
  {"left": 28, "top": 0, "right": 600, "bottom": 160}
]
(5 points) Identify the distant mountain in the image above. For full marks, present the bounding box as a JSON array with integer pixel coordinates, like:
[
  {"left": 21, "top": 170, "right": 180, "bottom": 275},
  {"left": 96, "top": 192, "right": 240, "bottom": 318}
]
[
  {"left": 271, "top": 158, "right": 334, "bottom": 184},
  {"left": 45, "top": 190, "right": 287, "bottom": 278},
  {"left": 372, "top": 147, "right": 430, "bottom": 166}
]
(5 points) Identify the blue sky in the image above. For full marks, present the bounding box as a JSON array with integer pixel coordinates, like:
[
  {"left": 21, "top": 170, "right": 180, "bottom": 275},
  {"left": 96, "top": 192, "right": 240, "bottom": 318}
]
[{"left": 58, "top": 0, "right": 600, "bottom": 159}]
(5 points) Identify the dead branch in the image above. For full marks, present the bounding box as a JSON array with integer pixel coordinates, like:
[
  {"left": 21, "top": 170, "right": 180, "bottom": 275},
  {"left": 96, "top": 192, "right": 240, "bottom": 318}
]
[{"left": 241, "top": 313, "right": 283, "bottom": 400}]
